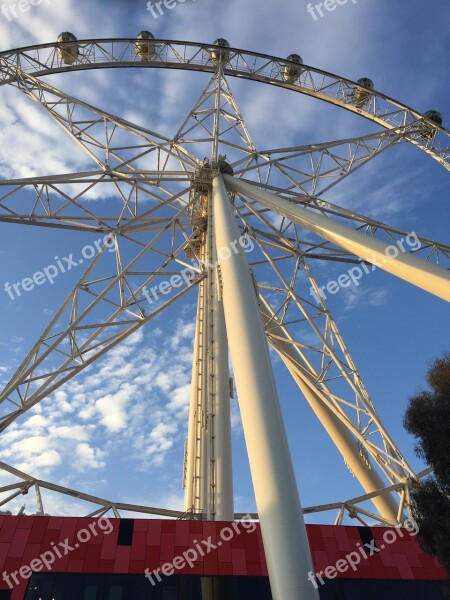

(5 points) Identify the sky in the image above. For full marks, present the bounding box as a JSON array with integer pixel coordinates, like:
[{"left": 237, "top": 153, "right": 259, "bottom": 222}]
[{"left": 0, "top": 0, "right": 449, "bottom": 523}]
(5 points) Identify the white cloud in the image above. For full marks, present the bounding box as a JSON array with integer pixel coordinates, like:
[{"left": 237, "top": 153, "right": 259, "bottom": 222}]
[
  {"left": 49, "top": 425, "right": 89, "bottom": 441},
  {"left": 95, "top": 382, "right": 137, "bottom": 432},
  {"left": 75, "top": 443, "right": 106, "bottom": 470},
  {"left": 343, "top": 286, "right": 389, "bottom": 311}
]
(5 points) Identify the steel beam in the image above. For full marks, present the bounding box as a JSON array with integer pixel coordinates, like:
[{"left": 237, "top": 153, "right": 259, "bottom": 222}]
[
  {"left": 212, "top": 174, "right": 318, "bottom": 600},
  {"left": 224, "top": 176, "right": 450, "bottom": 302},
  {"left": 259, "top": 297, "right": 402, "bottom": 523}
]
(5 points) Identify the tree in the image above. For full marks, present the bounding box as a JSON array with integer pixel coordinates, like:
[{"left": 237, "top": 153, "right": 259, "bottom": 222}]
[{"left": 404, "top": 352, "right": 450, "bottom": 576}]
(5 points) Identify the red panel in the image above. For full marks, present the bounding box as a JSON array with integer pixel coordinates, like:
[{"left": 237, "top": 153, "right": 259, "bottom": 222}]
[
  {"left": 16, "top": 516, "right": 34, "bottom": 530},
  {"left": 307, "top": 525, "right": 326, "bottom": 551},
  {"left": 396, "top": 540, "right": 424, "bottom": 568},
  {"left": 47, "top": 517, "right": 65, "bottom": 530},
  {"left": 0, "top": 542, "right": 11, "bottom": 565},
  {"left": 203, "top": 548, "right": 218, "bottom": 574},
  {"left": 202, "top": 521, "right": 218, "bottom": 544},
  {"left": 128, "top": 559, "right": 146, "bottom": 574},
  {"left": 1, "top": 557, "right": 20, "bottom": 579},
  {"left": 159, "top": 532, "right": 176, "bottom": 562},
  {"left": 146, "top": 520, "right": 162, "bottom": 546},
  {"left": 188, "top": 521, "right": 203, "bottom": 534},
  {"left": 187, "top": 532, "right": 202, "bottom": 551},
  {"left": 186, "top": 559, "right": 204, "bottom": 575},
  {"left": 83, "top": 544, "right": 102, "bottom": 573},
  {"left": 99, "top": 535, "right": 117, "bottom": 561},
  {"left": 410, "top": 566, "right": 427, "bottom": 579},
  {"left": 40, "top": 529, "right": 59, "bottom": 549},
  {"left": 216, "top": 536, "right": 232, "bottom": 562},
  {"left": 243, "top": 529, "right": 259, "bottom": 562},
  {"left": 258, "top": 543, "right": 268, "bottom": 575},
  {"left": 246, "top": 562, "right": 263, "bottom": 576},
  {"left": 144, "top": 547, "right": 161, "bottom": 571},
  {"left": 312, "top": 549, "right": 331, "bottom": 571},
  {"left": 133, "top": 520, "right": 147, "bottom": 531},
  {"left": 379, "top": 546, "right": 398, "bottom": 568},
  {"left": 71, "top": 538, "right": 88, "bottom": 560},
  {"left": 346, "top": 528, "right": 363, "bottom": 541},
  {"left": 0, "top": 517, "right": 19, "bottom": 542},
  {"left": 174, "top": 520, "right": 190, "bottom": 547},
  {"left": 381, "top": 566, "right": 402, "bottom": 579},
  {"left": 19, "top": 543, "right": 44, "bottom": 566},
  {"left": 333, "top": 526, "right": 354, "bottom": 552},
  {"left": 320, "top": 525, "right": 336, "bottom": 538},
  {"left": 217, "top": 562, "right": 233, "bottom": 575},
  {"left": 393, "top": 553, "right": 414, "bottom": 579},
  {"left": 131, "top": 531, "right": 147, "bottom": 560},
  {"left": 57, "top": 518, "right": 78, "bottom": 543},
  {"left": 322, "top": 536, "right": 341, "bottom": 566},
  {"left": 98, "top": 559, "right": 115, "bottom": 572},
  {"left": 9, "top": 583, "right": 28, "bottom": 600},
  {"left": 67, "top": 558, "right": 85, "bottom": 572},
  {"left": 114, "top": 547, "right": 131, "bottom": 573},
  {"left": 231, "top": 549, "right": 247, "bottom": 576},
  {"left": 0, "top": 517, "right": 447, "bottom": 584},
  {"left": 161, "top": 520, "right": 176, "bottom": 533}
]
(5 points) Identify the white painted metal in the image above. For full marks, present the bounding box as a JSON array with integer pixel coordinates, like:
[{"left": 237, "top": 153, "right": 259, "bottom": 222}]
[
  {"left": 199, "top": 269, "right": 210, "bottom": 516},
  {"left": 0, "top": 459, "right": 432, "bottom": 524},
  {"left": 209, "top": 234, "right": 234, "bottom": 521},
  {"left": 184, "top": 194, "right": 233, "bottom": 521},
  {"left": 1, "top": 39, "right": 448, "bottom": 542},
  {"left": 183, "top": 289, "right": 202, "bottom": 513},
  {"left": 2, "top": 40, "right": 450, "bottom": 170},
  {"left": 259, "top": 298, "right": 401, "bottom": 523},
  {"left": 212, "top": 174, "right": 318, "bottom": 600},
  {"left": 225, "top": 175, "right": 450, "bottom": 302}
]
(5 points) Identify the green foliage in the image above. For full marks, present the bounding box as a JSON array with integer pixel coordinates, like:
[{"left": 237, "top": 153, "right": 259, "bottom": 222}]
[
  {"left": 404, "top": 352, "right": 450, "bottom": 576},
  {"left": 409, "top": 479, "right": 450, "bottom": 575}
]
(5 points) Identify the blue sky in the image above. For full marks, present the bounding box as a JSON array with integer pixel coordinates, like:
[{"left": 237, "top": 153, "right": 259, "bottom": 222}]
[{"left": 0, "top": 0, "right": 449, "bottom": 522}]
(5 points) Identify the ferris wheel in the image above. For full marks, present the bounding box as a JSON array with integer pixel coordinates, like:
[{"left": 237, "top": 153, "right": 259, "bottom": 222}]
[{"left": 0, "top": 34, "right": 449, "bottom": 600}]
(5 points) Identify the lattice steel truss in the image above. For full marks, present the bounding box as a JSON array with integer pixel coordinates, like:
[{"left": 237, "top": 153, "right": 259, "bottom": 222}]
[{"left": 1, "top": 39, "right": 449, "bottom": 532}]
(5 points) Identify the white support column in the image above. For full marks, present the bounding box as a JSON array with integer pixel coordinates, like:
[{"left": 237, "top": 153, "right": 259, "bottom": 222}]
[
  {"left": 199, "top": 285, "right": 210, "bottom": 515},
  {"left": 183, "top": 297, "right": 201, "bottom": 512},
  {"left": 212, "top": 174, "right": 319, "bottom": 600},
  {"left": 209, "top": 249, "right": 234, "bottom": 521},
  {"left": 224, "top": 175, "right": 450, "bottom": 302},
  {"left": 184, "top": 201, "right": 234, "bottom": 522},
  {"left": 184, "top": 280, "right": 208, "bottom": 515},
  {"left": 259, "top": 298, "right": 402, "bottom": 523}
]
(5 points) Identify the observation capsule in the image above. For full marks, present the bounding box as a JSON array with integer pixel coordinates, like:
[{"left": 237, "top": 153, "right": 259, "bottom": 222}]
[
  {"left": 283, "top": 54, "right": 303, "bottom": 83},
  {"left": 135, "top": 31, "right": 155, "bottom": 61},
  {"left": 353, "top": 77, "right": 374, "bottom": 108},
  {"left": 218, "top": 155, "right": 233, "bottom": 175},
  {"left": 419, "top": 110, "right": 443, "bottom": 141},
  {"left": 210, "top": 38, "right": 231, "bottom": 65},
  {"left": 57, "top": 32, "right": 78, "bottom": 65}
]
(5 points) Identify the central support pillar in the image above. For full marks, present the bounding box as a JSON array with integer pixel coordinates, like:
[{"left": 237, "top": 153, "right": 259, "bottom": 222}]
[
  {"left": 212, "top": 174, "right": 319, "bottom": 600},
  {"left": 184, "top": 192, "right": 234, "bottom": 522}
]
